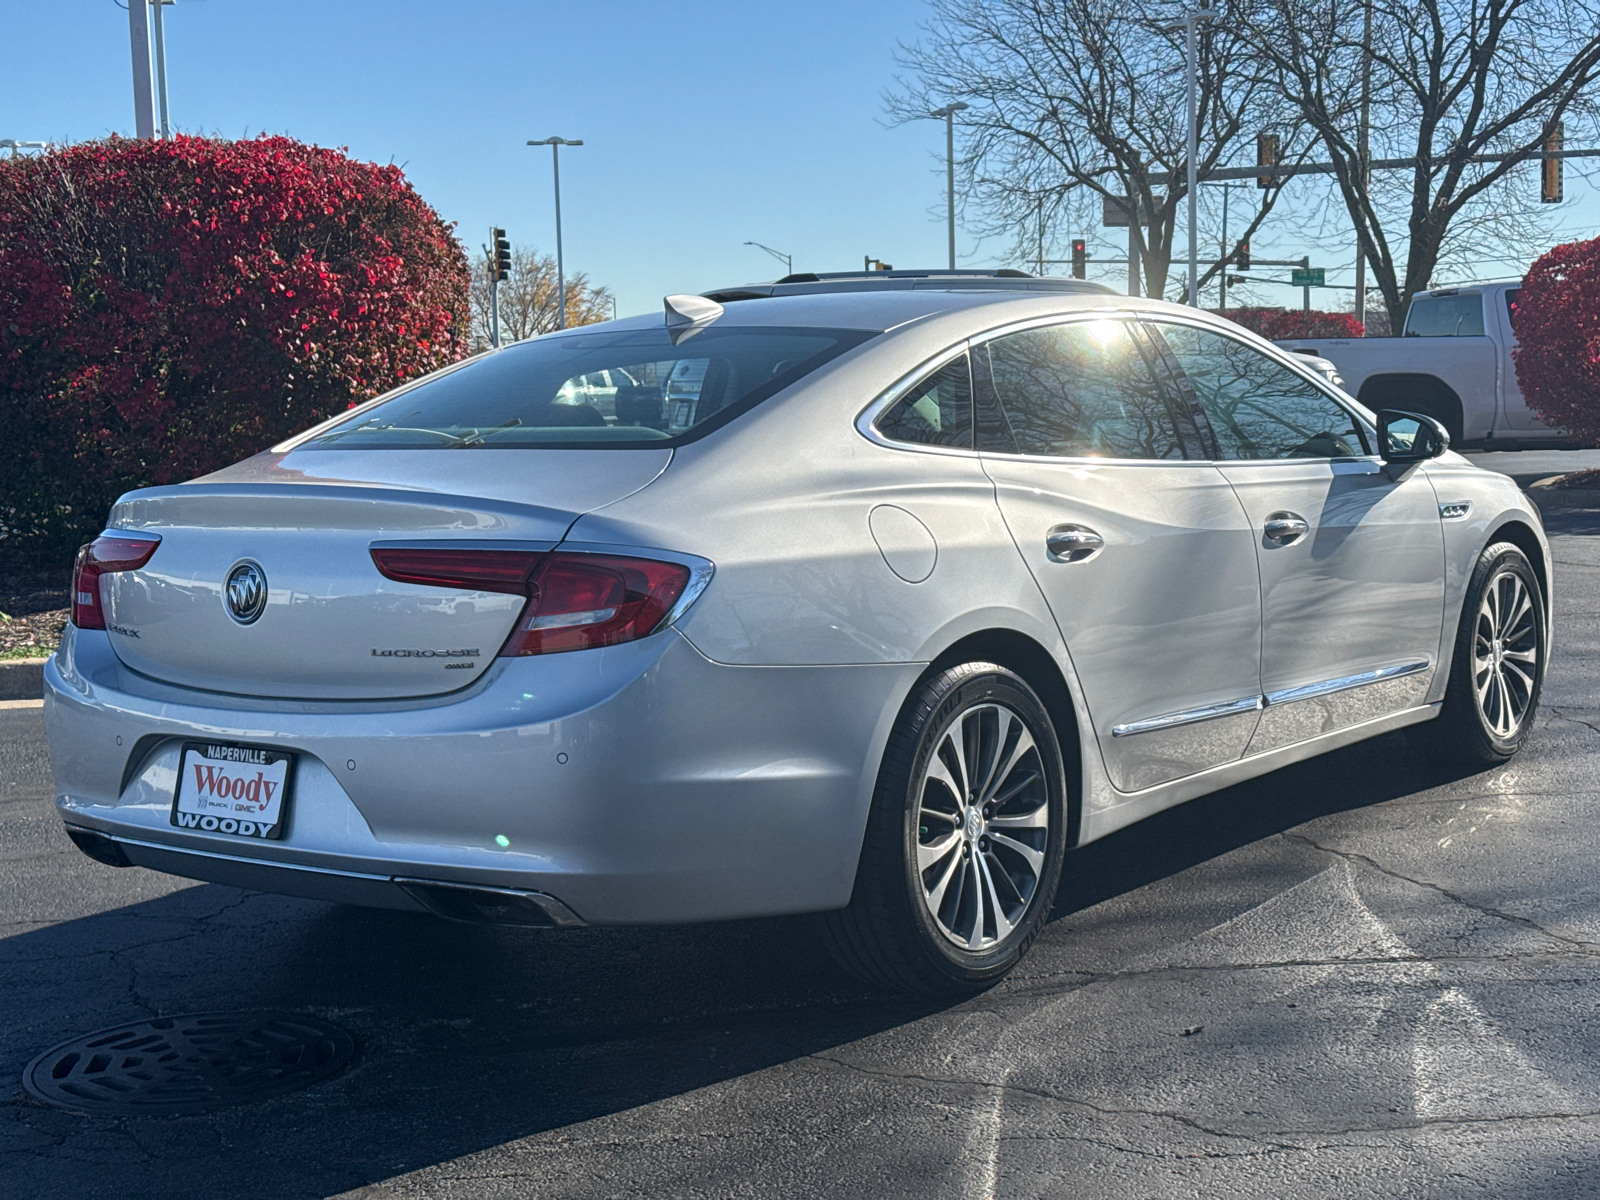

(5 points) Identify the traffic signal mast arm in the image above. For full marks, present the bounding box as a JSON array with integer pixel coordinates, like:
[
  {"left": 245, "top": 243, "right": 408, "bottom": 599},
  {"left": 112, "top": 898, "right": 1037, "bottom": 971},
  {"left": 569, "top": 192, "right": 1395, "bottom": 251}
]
[{"left": 1141, "top": 145, "right": 1599, "bottom": 188}]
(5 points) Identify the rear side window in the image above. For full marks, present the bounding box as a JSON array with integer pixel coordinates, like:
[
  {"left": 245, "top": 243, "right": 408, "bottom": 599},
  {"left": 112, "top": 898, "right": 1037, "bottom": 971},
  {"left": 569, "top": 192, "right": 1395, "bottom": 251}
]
[
  {"left": 978, "top": 319, "right": 1182, "bottom": 459},
  {"left": 1504, "top": 287, "right": 1522, "bottom": 331},
  {"left": 1404, "top": 293, "right": 1486, "bottom": 337},
  {"left": 875, "top": 353, "right": 973, "bottom": 448},
  {"left": 1153, "top": 322, "right": 1367, "bottom": 459},
  {"left": 300, "top": 325, "right": 874, "bottom": 450}
]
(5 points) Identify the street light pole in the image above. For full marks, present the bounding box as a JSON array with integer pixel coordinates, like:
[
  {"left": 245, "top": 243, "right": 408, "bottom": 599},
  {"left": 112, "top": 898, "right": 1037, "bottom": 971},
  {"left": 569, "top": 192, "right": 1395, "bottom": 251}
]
[
  {"left": 929, "top": 102, "right": 969, "bottom": 269},
  {"left": 526, "top": 137, "right": 584, "bottom": 330},
  {"left": 127, "top": 0, "right": 156, "bottom": 138},
  {"left": 1354, "top": 0, "right": 1372, "bottom": 327},
  {"left": 744, "top": 241, "right": 793, "bottom": 276},
  {"left": 1175, "top": 5, "right": 1216, "bottom": 307},
  {"left": 151, "top": 0, "right": 173, "bottom": 139}
]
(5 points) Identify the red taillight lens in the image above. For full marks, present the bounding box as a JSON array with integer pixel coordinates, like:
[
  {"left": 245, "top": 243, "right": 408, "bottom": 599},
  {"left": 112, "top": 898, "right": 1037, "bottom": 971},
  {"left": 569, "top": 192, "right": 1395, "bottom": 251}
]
[
  {"left": 507, "top": 554, "right": 692, "bottom": 656},
  {"left": 369, "top": 547, "right": 546, "bottom": 595},
  {"left": 368, "top": 546, "right": 696, "bottom": 656},
  {"left": 72, "top": 535, "right": 161, "bottom": 630}
]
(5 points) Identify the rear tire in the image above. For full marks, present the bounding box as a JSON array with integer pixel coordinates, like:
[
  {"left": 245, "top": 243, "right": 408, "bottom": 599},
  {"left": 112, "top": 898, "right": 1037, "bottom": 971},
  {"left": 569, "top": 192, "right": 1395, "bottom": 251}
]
[
  {"left": 1408, "top": 542, "right": 1545, "bottom": 766},
  {"left": 821, "top": 663, "right": 1068, "bottom": 996}
]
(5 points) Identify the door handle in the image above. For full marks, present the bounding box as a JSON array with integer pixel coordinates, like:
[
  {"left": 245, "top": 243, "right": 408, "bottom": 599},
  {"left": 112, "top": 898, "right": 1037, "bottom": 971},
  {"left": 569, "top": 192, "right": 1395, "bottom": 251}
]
[
  {"left": 1263, "top": 512, "right": 1310, "bottom": 544},
  {"left": 1046, "top": 525, "right": 1105, "bottom": 563}
]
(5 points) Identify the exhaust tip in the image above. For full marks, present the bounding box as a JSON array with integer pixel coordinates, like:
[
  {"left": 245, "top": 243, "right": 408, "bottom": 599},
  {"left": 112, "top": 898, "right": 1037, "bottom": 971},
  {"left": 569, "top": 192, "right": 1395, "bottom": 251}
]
[
  {"left": 393, "top": 878, "right": 584, "bottom": 928},
  {"left": 65, "top": 826, "right": 132, "bottom": 868}
]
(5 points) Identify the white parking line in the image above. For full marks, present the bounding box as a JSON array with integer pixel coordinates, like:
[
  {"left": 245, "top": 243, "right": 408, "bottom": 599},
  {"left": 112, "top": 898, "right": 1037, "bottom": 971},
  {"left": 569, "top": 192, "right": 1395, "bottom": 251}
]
[{"left": 0, "top": 699, "right": 44, "bottom": 710}]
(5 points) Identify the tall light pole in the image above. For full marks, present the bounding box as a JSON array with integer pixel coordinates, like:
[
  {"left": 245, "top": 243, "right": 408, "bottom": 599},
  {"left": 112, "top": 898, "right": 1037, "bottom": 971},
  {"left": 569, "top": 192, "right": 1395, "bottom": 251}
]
[
  {"left": 526, "top": 137, "right": 583, "bottom": 329},
  {"left": 744, "top": 240, "right": 793, "bottom": 276},
  {"left": 151, "top": 0, "right": 174, "bottom": 139},
  {"left": 1354, "top": 0, "right": 1373, "bottom": 326},
  {"left": 929, "top": 102, "right": 969, "bottom": 269},
  {"left": 1171, "top": 5, "right": 1215, "bottom": 306},
  {"left": 127, "top": 0, "right": 156, "bottom": 138}
]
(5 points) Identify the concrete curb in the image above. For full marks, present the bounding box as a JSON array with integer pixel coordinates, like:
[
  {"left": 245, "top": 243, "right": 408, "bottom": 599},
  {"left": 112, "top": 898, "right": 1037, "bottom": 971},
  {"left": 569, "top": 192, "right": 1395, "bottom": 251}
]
[
  {"left": 1528, "top": 476, "right": 1600, "bottom": 509},
  {"left": 0, "top": 657, "right": 47, "bottom": 702}
]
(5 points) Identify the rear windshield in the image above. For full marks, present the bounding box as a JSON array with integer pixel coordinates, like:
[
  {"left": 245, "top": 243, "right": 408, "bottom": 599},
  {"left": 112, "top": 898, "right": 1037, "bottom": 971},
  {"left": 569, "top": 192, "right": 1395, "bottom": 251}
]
[
  {"left": 1403, "top": 293, "right": 1485, "bottom": 337},
  {"left": 300, "top": 325, "right": 874, "bottom": 449}
]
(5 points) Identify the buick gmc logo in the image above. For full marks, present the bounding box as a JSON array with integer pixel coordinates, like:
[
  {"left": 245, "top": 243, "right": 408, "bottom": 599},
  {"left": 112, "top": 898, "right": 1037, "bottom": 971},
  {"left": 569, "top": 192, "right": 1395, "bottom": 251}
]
[{"left": 224, "top": 560, "right": 268, "bottom": 625}]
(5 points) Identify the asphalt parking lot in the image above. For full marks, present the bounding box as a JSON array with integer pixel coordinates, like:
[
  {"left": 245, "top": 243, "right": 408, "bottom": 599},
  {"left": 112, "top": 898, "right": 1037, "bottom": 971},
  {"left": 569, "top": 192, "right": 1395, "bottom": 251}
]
[{"left": 3, "top": 457, "right": 1600, "bottom": 1199}]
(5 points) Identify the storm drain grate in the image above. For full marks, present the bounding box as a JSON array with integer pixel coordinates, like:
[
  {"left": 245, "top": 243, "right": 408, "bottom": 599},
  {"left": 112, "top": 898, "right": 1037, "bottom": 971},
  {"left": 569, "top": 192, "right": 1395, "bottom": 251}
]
[{"left": 23, "top": 1012, "right": 357, "bottom": 1116}]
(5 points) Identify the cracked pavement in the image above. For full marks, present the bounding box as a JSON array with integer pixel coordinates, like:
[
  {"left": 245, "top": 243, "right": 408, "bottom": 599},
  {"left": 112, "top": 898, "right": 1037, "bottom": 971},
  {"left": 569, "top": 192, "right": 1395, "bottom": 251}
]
[{"left": 3, "top": 497, "right": 1600, "bottom": 1199}]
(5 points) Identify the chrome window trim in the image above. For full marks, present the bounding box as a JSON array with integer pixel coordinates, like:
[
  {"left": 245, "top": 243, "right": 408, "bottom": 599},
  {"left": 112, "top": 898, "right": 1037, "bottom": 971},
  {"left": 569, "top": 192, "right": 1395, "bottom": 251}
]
[
  {"left": 1112, "top": 695, "right": 1263, "bottom": 738},
  {"left": 1264, "top": 660, "right": 1430, "bottom": 707}
]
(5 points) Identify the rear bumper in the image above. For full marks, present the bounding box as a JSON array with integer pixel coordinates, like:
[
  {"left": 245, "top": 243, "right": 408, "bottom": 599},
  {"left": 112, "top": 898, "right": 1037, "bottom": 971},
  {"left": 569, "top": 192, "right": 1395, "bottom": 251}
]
[{"left": 45, "top": 626, "right": 916, "bottom": 924}]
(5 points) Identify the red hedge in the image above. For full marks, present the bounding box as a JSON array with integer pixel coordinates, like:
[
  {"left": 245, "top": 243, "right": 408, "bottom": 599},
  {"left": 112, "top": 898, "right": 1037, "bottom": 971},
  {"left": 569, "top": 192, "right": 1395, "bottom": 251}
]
[
  {"left": 0, "top": 135, "right": 471, "bottom": 553},
  {"left": 1218, "top": 308, "right": 1366, "bottom": 341},
  {"left": 1513, "top": 238, "right": 1600, "bottom": 446}
]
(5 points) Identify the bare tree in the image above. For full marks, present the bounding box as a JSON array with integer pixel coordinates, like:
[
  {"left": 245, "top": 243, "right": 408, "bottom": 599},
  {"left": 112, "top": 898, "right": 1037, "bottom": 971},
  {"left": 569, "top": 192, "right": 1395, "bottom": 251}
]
[
  {"left": 1243, "top": 0, "right": 1600, "bottom": 328},
  {"left": 892, "top": 0, "right": 1308, "bottom": 298},
  {"left": 468, "top": 245, "right": 613, "bottom": 348}
]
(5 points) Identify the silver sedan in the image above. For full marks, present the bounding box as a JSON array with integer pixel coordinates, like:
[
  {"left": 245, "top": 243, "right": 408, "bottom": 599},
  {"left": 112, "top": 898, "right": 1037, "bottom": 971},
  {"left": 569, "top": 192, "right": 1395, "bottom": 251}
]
[{"left": 44, "top": 271, "right": 1551, "bottom": 994}]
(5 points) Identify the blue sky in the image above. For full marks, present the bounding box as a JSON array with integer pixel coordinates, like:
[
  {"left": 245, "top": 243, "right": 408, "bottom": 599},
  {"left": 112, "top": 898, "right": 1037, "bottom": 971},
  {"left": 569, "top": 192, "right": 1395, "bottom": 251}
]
[{"left": 7, "top": 0, "right": 1599, "bottom": 316}]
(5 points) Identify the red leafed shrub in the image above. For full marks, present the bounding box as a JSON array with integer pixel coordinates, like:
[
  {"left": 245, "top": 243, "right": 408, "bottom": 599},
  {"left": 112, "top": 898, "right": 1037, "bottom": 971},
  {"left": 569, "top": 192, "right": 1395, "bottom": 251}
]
[
  {"left": 1217, "top": 308, "right": 1366, "bottom": 341},
  {"left": 1513, "top": 238, "right": 1600, "bottom": 446},
  {"left": 0, "top": 135, "right": 471, "bottom": 555}
]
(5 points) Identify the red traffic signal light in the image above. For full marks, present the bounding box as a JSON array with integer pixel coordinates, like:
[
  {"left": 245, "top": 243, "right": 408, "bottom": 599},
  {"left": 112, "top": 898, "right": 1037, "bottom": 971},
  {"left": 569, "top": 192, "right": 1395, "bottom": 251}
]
[
  {"left": 1070, "top": 238, "right": 1087, "bottom": 279},
  {"left": 1233, "top": 241, "right": 1250, "bottom": 270}
]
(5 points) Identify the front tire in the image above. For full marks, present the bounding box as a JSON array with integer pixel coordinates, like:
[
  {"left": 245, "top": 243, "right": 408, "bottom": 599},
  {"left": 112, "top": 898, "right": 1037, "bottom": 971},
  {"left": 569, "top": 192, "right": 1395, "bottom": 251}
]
[
  {"left": 1409, "top": 542, "right": 1546, "bottom": 766},
  {"left": 822, "top": 663, "right": 1068, "bottom": 995}
]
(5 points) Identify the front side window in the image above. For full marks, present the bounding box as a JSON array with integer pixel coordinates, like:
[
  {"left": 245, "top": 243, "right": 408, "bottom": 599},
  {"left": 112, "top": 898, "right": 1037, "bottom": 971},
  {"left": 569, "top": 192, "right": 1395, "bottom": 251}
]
[
  {"left": 978, "top": 319, "right": 1182, "bottom": 459},
  {"left": 1404, "top": 292, "right": 1486, "bottom": 337},
  {"left": 874, "top": 353, "right": 973, "bottom": 448},
  {"left": 1153, "top": 322, "right": 1367, "bottom": 460},
  {"left": 299, "top": 325, "right": 873, "bottom": 449}
]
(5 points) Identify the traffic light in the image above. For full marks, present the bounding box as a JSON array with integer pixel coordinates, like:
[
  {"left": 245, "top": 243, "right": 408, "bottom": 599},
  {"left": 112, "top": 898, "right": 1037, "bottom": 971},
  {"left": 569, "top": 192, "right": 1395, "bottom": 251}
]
[
  {"left": 491, "top": 228, "right": 511, "bottom": 281},
  {"left": 1233, "top": 240, "right": 1250, "bottom": 270},
  {"left": 1071, "top": 238, "right": 1087, "bottom": 279},
  {"left": 1256, "top": 133, "right": 1279, "bottom": 189},
  {"left": 1542, "top": 123, "right": 1563, "bottom": 204}
]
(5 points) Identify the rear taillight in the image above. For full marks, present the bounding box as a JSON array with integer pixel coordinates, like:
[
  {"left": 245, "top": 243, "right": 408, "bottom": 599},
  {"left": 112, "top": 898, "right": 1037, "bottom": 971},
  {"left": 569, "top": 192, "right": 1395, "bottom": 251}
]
[
  {"left": 368, "top": 547, "right": 698, "bottom": 656},
  {"left": 72, "top": 535, "right": 161, "bottom": 630},
  {"left": 505, "top": 554, "right": 692, "bottom": 656},
  {"left": 368, "top": 547, "right": 545, "bottom": 595}
]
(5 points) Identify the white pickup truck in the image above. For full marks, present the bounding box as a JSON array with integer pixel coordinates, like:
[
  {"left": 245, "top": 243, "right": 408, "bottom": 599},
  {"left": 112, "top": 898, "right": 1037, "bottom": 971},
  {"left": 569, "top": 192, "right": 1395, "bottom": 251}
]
[{"left": 1275, "top": 280, "right": 1577, "bottom": 449}]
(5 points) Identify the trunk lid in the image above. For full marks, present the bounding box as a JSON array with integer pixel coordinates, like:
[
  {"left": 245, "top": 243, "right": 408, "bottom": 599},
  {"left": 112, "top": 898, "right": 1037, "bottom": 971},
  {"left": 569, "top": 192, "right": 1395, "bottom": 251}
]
[{"left": 98, "top": 448, "right": 669, "bottom": 700}]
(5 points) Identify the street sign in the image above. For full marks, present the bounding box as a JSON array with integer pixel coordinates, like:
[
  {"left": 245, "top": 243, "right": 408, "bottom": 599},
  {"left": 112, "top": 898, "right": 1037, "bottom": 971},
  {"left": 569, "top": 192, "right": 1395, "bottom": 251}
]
[
  {"left": 1101, "top": 195, "right": 1147, "bottom": 227},
  {"left": 1291, "top": 267, "right": 1325, "bottom": 287}
]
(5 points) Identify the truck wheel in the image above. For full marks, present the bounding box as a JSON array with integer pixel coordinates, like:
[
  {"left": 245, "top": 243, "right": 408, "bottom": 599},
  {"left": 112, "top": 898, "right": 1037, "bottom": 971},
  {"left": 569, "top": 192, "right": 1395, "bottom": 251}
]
[
  {"left": 821, "top": 663, "right": 1068, "bottom": 995},
  {"left": 1408, "top": 542, "right": 1545, "bottom": 766}
]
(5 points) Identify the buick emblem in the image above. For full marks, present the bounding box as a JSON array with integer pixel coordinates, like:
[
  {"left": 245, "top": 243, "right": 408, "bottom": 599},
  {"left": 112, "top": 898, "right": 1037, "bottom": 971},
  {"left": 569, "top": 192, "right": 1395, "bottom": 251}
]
[{"left": 224, "top": 560, "right": 268, "bottom": 625}]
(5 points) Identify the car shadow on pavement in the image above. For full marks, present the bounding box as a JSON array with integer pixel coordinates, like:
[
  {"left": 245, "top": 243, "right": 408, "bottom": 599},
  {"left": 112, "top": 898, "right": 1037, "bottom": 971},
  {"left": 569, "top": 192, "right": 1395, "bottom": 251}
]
[
  {"left": 0, "top": 730, "right": 1497, "bottom": 1200},
  {"left": 1053, "top": 728, "right": 1481, "bottom": 921}
]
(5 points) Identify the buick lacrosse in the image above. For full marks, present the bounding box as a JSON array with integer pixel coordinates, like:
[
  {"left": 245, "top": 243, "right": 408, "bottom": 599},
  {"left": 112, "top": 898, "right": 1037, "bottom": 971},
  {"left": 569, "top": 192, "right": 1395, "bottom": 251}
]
[{"left": 45, "top": 270, "right": 1550, "bottom": 994}]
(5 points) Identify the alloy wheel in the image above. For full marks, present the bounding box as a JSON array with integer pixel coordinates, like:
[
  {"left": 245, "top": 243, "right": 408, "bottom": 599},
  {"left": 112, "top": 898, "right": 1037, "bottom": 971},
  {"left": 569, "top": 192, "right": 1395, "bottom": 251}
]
[
  {"left": 915, "top": 702, "right": 1050, "bottom": 950},
  {"left": 1472, "top": 569, "right": 1539, "bottom": 740}
]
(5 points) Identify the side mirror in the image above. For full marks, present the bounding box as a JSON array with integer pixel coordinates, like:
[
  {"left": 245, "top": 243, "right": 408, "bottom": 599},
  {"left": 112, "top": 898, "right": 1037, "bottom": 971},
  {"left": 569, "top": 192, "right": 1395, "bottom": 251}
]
[{"left": 1376, "top": 409, "right": 1450, "bottom": 465}]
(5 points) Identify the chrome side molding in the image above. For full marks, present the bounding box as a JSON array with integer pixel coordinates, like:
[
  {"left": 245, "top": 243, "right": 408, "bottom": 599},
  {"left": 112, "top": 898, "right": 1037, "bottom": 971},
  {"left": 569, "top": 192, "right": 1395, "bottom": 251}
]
[
  {"left": 1113, "top": 660, "right": 1432, "bottom": 738},
  {"left": 1439, "top": 502, "right": 1472, "bottom": 520},
  {"left": 1264, "top": 660, "right": 1431, "bottom": 707},
  {"left": 1112, "top": 695, "right": 1263, "bottom": 738}
]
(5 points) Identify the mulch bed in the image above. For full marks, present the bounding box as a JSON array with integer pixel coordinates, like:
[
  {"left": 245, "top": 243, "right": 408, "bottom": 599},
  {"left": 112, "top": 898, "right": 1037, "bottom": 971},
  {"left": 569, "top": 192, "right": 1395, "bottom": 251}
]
[
  {"left": 0, "top": 556, "right": 71, "bottom": 656},
  {"left": 1545, "top": 468, "right": 1600, "bottom": 490}
]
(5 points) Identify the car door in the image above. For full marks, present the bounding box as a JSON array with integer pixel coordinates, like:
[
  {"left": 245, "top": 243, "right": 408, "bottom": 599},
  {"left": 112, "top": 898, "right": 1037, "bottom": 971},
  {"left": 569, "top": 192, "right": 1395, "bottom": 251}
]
[
  {"left": 974, "top": 315, "right": 1264, "bottom": 793},
  {"left": 1146, "top": 317, "right": 1445, "bottom": 755}
]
